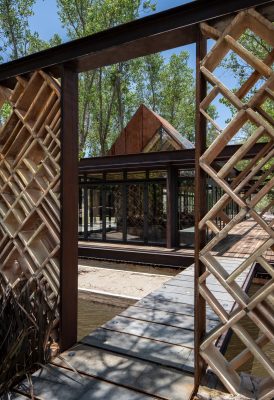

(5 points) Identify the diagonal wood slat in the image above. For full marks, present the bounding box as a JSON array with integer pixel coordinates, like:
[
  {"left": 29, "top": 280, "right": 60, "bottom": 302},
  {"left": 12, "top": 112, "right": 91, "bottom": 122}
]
[
  {"left": 0, "top": 71, "right": 60, "bottom": 317},
  {"left": 198, "top": 8, "right": 274, "bottom": 399}
]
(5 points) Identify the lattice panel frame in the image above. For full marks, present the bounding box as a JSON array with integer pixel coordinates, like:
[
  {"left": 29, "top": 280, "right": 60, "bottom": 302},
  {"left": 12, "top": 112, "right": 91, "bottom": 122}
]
[
  {"left": 198, "top": 8, "right": 274, "bottom": 400},
  {"left": 0, "top": 71, "right": 61, "bottom": 310}
]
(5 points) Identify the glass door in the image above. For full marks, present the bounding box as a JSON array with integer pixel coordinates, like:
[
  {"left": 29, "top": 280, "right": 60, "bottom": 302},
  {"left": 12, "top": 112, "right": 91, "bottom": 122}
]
[
  {"left": 105, "top": 184, "right": 123, "bottom": 241},
  {"left": 87, "top": 185, "right": 103, "bottom": 240},
  {"left": 126, "top": 183, "right": 144, "bottom": 243},
  {"left": 78, "top": 187, "right": 85, "bottom": 239},
  {"left": 147, "top": 181, "right": 167, "bottom": 245}
]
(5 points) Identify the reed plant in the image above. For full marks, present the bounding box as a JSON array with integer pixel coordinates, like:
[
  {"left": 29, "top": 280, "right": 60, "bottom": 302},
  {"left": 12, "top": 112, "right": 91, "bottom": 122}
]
[{"left": 0, "top": 274, "right": 58, "bottom": 396}]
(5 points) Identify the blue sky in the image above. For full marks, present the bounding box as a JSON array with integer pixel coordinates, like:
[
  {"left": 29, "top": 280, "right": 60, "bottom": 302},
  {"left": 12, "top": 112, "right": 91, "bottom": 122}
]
[
  {"left": 29, "top": 0, "right": 193, "bottom": 42},
  {"left": 29, "top": 0, "right": 196, "bottom": 68},
  {"left": 28, "top": 0, "right": 235, "bottom": 129}
]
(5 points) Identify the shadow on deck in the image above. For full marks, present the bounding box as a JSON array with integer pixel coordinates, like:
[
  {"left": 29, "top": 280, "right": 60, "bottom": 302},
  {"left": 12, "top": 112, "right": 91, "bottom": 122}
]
[{"left": 13, "top": 219, "right": 267, "bottom": 400}]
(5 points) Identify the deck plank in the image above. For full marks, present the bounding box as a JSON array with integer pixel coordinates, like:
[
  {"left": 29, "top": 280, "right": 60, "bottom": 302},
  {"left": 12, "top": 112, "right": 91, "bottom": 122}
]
[
  {"left": 81, "top": 328, "right": 193, "bottom": 371},
  {"left": 52, "top": 344, "right": 194, "bottom": 400},
  {"left": 101, "top": 316, "right": 195, "bottom": 347},
  {"left": 138, "top": 297, "right": 221, "bottom": 322},
  {"left": 120, "top": 305, "right": 218, "bottom": 331},
  {"left": 20, "top": 249, "right": 255, "bottom": 399},
  {"left": 18, "top": 364, "right": 155, "bottom": 400}
]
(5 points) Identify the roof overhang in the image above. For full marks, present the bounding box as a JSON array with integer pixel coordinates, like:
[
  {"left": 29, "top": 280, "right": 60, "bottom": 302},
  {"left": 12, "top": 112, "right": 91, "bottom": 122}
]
[{"left": 78, "top": 143, "right": 266, "bottom": 173}]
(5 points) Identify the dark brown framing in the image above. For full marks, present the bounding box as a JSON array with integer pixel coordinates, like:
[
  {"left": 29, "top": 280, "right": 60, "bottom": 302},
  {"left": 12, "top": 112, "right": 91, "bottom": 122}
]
[
  {"left": 0, "top": 0, "right": 273, "bottom": 392},
  {"left": 60, "top": 65, "right": 78, "bottom": 351},
  {"left": 78, "top": 144, "right": 266, "bottom": 172}
]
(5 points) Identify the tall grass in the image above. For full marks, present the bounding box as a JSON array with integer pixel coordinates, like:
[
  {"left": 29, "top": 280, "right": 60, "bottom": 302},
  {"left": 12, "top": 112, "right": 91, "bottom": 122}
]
[{"left": 0, "top": 275, "right": 58, "bottom": 396}]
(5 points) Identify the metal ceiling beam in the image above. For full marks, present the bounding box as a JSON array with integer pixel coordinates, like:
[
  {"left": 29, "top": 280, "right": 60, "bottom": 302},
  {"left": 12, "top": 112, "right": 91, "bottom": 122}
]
[
  {"left": 78, "top": 143, "right": 266, "bottom": 172},
  {"left": 0, "top": 0, "right": 273, "bottom": 82}
]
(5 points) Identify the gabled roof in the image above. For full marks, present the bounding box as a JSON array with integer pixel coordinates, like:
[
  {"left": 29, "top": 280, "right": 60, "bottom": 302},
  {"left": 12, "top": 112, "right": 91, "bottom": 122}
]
[{"left": 108, "top": 104, "right": 194, "bottom": 156}]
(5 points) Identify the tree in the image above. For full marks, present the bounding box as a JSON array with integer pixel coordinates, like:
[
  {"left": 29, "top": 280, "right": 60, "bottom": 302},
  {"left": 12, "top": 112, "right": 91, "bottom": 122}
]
[
  {"left": 220, "top": 29, "right": 273, "bottom": 142},
  {"left": 0, "top": 0, "right": 61, "bottom": 61},
  {"left": 159, "top": 52, "right": 196, "bottom": 141},
  {"left": 221, "top": 29, "right": 274, "bottom": 211},
  {"left": 57, "top": 0, "right": 157, "bottom": 156},
  {"left": 0, "top": 1, "right": 62, "bottom": 126},
  {"left": 0, "top": 0, "right": 35, "bottom": 61}
]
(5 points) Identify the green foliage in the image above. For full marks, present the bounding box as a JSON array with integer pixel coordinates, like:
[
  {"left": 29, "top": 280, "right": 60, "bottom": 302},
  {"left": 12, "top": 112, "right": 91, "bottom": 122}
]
[
  {"left": 0, "top": 102, "right": 12, "bottom": 126},
  {"left": 219, "top": 28, "right": 273, "bottom": 147},
  {"left": 221, "top": 27, "right": 274, "bottom": 204},
  {"left": 0, "top": 0, "right": 62, "bottom": 60},
  {"left": 0, "top": 0, "right": 62, "bottom": 124},
  {"left": 0, "top": 0, "right": 35, "bottom": 60},
  {"left": 0, "top": 0, "right": 210, "bottom": 157},
  {"left": 222, "top": 29, "right": 271, "bottom": 86},
  {"left": 57, "top": 0, "right": 200, "bottom": 156}
]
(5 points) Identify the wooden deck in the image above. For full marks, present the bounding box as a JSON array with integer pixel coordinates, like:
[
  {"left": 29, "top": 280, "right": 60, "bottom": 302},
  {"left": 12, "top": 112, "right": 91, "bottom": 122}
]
[
  {"left": 213, "top": 218, "right": 274, "bottom": 262},
  {"left": 14, "top": 256, "right": 253, "bottom": 400},
  {"left": 78, "top": 240, "right": 195, "bottom": 267},
  {"left": 79, "top": 219, "right": 274, "bottom": 266}
]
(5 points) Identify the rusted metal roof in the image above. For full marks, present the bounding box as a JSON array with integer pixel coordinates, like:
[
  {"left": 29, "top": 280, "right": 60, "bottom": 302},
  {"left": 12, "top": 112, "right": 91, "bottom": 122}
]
[{"left": 108, "top": 104, "right": 194, "bottom": 156}]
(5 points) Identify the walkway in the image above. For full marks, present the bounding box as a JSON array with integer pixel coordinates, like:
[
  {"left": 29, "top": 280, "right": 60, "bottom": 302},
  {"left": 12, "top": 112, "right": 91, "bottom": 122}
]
[{"left": 14, "top": 256, "right": 253, "bottom": 400}]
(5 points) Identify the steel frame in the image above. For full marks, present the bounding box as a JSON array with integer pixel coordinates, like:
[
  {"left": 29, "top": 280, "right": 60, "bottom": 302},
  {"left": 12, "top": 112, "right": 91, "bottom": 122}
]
[{"left": 0, "top": 0, "right": 273, "bottom": 396}]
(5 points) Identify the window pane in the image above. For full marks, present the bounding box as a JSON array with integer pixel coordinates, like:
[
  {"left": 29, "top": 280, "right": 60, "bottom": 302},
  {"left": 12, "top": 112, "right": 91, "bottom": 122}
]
[
  {"left": 87, "top": 186, "right": 103, "bottom": 240},
  {"left": 106, "top": 172, "right": 123, "bottom": 181},
  {"left": 147, "top": 182, "right": 166, "bottom": 244},
  {"left": 105, "top": 184, "right": 123, "bottom": 241},
  {"left": 178, "top": 182, "right": 195, "bottom": 247},
  {"left": 127, "top": 183, "right": 144, "bottom": 242},
  {"left": 87, "top": 173, "right": 104, "bottom": 182},
  {"left": 127, "top": 171, "right": 146, "bottom": 180},
  {"left": 78, "top": 187, "right": 85, "bottom": 238},
  {"left": 149, "top": 170, "right": 167, "bottom": 179}
]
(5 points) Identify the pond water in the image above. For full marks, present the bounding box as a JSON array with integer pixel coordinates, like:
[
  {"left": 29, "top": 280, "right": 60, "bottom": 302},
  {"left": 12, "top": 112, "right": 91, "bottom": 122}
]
[{"left": 77, "top": 297, "right": 126, "bottom": 341}]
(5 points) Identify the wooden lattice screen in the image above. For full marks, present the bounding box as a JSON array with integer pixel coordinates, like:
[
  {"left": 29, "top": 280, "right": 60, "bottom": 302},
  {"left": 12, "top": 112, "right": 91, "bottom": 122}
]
[
  {"left": 0, "top": 71, "right": 60, "bottom": 319},
  {"left": 198, "top": 8, "right": 274, "bottom": 399}
]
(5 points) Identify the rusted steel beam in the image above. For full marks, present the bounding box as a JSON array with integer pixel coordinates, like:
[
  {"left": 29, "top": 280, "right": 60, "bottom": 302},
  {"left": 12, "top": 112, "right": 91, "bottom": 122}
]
[
  {"left": 60, "top": 65, "right": 79, "bottom": 352},
  {"left": 0, "top": 0, "right": 273, "bottom": 81},
  {"left": 78, "top": 143, "right": 266, "bottom": 173}
]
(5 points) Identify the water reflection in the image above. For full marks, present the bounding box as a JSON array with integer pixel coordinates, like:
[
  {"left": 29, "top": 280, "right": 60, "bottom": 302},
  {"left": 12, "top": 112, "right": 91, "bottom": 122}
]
[{"left": 78, "top": 297, "right": 126, "bottom": 341}]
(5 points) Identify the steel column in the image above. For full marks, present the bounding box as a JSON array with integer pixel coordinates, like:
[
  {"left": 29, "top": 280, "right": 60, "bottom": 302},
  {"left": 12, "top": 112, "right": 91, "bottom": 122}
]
[
  {"left": 194, "top": 31, "right": 207, "bottom": 390},
  {"left": 60, "top": 65, "right": 79, "bottom": 351}
]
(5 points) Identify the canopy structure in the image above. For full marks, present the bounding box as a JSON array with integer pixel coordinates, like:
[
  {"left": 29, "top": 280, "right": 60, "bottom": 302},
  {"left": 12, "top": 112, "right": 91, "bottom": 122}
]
[{"left": 0, "top": 1, "right": 273, "bottom": 398}]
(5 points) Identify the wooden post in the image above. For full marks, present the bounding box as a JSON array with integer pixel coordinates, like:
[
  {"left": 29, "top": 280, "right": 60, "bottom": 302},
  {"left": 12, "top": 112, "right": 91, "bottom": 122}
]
[
  {"left": 167, "top": 166, "right": 178, "bottom": 249},
  {"left": 60, "top": 64, "right": 79, "bottom": 351},
  {"left": 194, "top": 30, "right": 207, "bottom": 391}
]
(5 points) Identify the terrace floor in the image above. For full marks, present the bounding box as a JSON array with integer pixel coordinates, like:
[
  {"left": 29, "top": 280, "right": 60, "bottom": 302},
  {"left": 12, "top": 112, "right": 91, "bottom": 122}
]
[{"left": 13, "top": 218, "right": 272, "bottom": 399}]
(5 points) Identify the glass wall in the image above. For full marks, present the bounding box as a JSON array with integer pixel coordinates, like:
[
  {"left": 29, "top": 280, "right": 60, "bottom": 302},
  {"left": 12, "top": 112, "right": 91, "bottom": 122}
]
[
  {"left": 105, "top": 184, "right": 123, "bottom": 241},
  {"left": 147, "top": 181, "right": 167, "bottom": 244},
  {"left": 79, "top": 171, "right": 167, "bottom": 246},
  {"left": 87, "top": 186, "right": 103, "bottom": 240},
  {"left": 78, "top": 187, "right": 85, "bottom": 239},
  {"left": 126, "top": 183, "right": 145, "bottom": 242},
  {"left": 79, "top": 169, "right": 239, "bottom": 247},
  {"left": 178, "top": 171, "right": 195, "bottom": 247}
]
